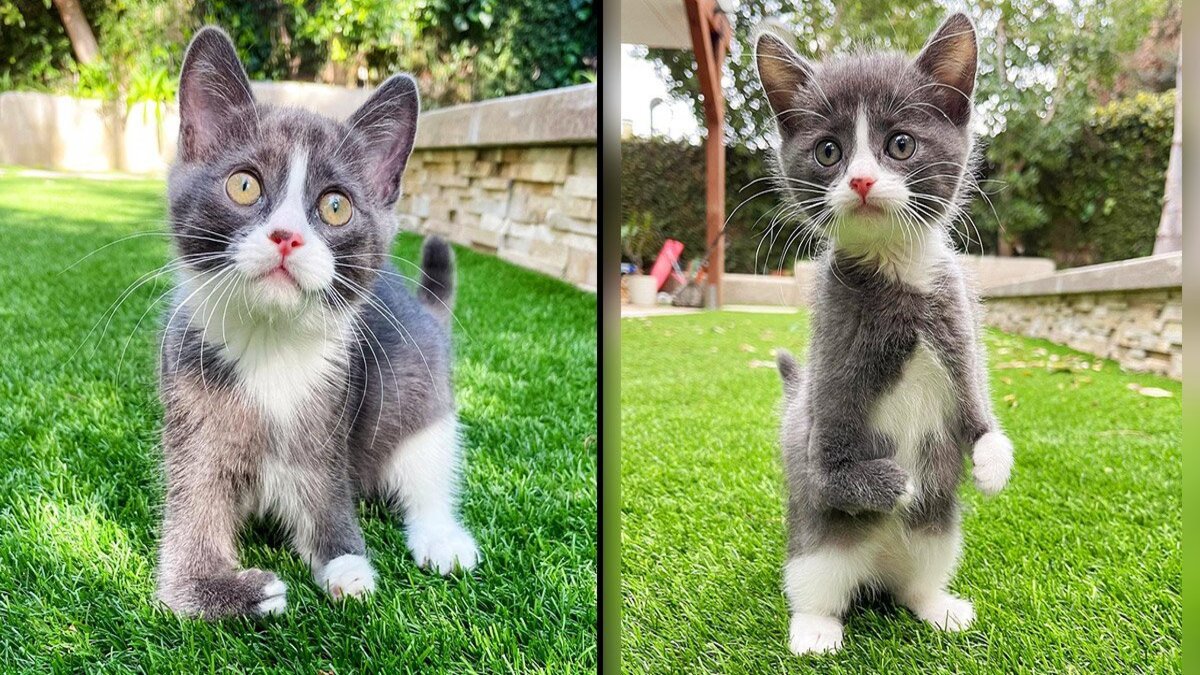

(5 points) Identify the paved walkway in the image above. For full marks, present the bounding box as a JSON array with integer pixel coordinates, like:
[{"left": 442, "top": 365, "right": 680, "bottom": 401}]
[{"left": 620, "top": 304, "right": 799, "bottom": 318}]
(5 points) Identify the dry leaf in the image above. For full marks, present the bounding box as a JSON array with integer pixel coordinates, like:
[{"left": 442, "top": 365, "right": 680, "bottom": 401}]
[
  {"left": 1137, "top": 387, "right": 1173, "bottom": 398},
  {"left": 749, "top": 359, "right": 775, "bottom": 369},
  {"left": 740, "top": 343, "right": 757, "bottom": 353}
]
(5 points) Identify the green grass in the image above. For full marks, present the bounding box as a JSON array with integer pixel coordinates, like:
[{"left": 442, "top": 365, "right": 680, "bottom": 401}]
[
  {"left": 620, "top": 310, "right": 1180, "bottom": 672},
  {"left": 0, "top": 170, "right": 596, "bottom": 672}
]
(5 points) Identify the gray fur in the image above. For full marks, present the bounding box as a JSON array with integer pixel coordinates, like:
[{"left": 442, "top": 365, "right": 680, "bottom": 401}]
[
  {"left": 757, "top": 12, "right": 1002, "bottom": 590},
  {"left": 156, "top": 26, "right": 460, "bottom": 618}
]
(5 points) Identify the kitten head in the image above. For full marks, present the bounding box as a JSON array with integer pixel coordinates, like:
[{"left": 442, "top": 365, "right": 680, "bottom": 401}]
[
  {"left": 755, "top": 13, "right": 978, "bottom": 258},
  {"left": 168, "top": 26, "right": 418, "bottom": 318}
]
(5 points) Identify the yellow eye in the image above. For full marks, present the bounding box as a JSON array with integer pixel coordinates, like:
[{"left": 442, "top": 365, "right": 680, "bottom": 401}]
[
  {"left": 318, "top": 191, "right": 353, "bottom": 226},
  {"left": 225, "top": 171, "right": 261, "bottom": 205}
]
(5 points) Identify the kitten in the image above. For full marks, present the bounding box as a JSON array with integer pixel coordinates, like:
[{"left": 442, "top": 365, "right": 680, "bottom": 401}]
[
  {"left": 754, "top": 14, "right": 1014, "bottom": 654},
  {"left": 155, "top": 27, "right": 478, "bottom": 619}
]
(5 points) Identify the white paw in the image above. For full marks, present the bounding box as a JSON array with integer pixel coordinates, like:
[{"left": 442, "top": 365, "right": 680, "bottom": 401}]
[
  {"left": 407, "top": 520, "right": 479, "bottom": 575},
  {"left": 913, "top": 594, "right": 974, "bottom": 632},
  {"left": 255, "top": 577, "right": 288, "bottom": 615},
  {"left": 972, "top": 431, "right": 1013, "bottom": 496},
  {"left": 788, "top": 613, "right": 844, "bottom": 655},
  {"left": 318, "top": 554, "right": 377, "bottom": 600}
]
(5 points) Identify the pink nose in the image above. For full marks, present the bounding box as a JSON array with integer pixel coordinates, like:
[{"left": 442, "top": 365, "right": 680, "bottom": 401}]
[
  {"left": 268, "top": 229, "right": 304, "bottom": 257},
  {"left": 849, "top": 177, "right": 876, "bottom": 200}
]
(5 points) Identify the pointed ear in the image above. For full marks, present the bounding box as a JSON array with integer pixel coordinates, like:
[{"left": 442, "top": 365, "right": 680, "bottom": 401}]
[
  {"left": 914, "top": 13, "right": 977, "bottom": 126},
  {"left": 346, "top": 74, "right": 420, "bottom": 207},
  {"left": 755, "top": 31, "right": 814, "bottom": 136},
  {"left": 177, "top": 26, "right": 256, "bottom": 163}
]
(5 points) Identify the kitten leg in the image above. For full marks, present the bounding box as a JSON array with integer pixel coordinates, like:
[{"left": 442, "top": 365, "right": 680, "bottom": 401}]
[
  {"left": 893, "top": 525, "right": 974, "bottom": 631},
  {"left": 972, "top": 431, "right": 1013, "bottom": 495},
  {"left": 261, "top": 458, "right": 375, "bottom": 600},
  {"left": 156, "top": 477, "right": 286, "bottom": 619},
  {"left": 783, "top": 546, "right": 871, "bottom": 655},
  {"left": 379, "top": 414, "right": 479, "bottom": 575}
]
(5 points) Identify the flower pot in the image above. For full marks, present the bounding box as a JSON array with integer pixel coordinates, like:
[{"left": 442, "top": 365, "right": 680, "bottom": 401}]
[{"left": 626, "top": 274, "right": 659, "bottom": 307}]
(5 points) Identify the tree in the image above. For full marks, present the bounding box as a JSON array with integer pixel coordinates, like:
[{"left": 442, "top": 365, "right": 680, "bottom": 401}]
[
  {"left": 1154, "top": 45, "right": 1181, "bottom": 254},
  {"left": 50, "top": 0, "right": 99, "bottom": 65}
]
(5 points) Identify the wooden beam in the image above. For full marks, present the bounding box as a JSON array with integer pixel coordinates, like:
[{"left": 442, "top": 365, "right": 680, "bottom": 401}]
[{"left": 684, "top": 0, "right": 730, "bottom": 307}]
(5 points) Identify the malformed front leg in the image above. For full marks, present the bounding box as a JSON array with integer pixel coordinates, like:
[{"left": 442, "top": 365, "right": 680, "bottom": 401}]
[
  {"left": 156, "top": 472, "right": 287, "bottom": 619},
  {"left": 380, "top": 414, "right": 479, "bottom": 575},
  {"left": 262, "top": 458, "right": 375, "bottom": 601},
  {"left": 819, "top": 458, "right": 915, "bottom": 515}
]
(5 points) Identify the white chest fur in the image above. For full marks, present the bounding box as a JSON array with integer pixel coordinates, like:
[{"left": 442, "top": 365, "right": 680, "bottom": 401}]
[
  {"left": 221, "top": 318, "right": 349, "bottom": 425},
  {"left": 870, "top": 341, "right": 955, "bottom": 491}
]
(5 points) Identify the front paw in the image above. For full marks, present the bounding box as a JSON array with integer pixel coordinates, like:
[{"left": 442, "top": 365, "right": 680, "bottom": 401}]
[
  {"left": 157, "top": 567, "right": 287, "bottom": 619},
  {"left": 407, "top": 519, "right": 479, "bottom": 575},
  {"left": 972, "top": 431, "right": 1014, "bottom": 495},
  {"left": 318, "top": 554, "right": 377, "bottom": 600}
]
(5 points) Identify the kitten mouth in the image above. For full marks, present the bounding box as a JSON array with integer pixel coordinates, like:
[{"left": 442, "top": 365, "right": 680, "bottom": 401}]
[
  {"left": 852, "top": 202, "right": 887, "bottom": 216},
  {"left": 264, "top": 265, "right": 300, "bottom": 288}
]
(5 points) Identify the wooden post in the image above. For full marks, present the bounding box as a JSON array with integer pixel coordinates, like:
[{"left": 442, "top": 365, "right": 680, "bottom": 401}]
[{"left": 685, "top": 0, "right": 730, "bottom": 308}]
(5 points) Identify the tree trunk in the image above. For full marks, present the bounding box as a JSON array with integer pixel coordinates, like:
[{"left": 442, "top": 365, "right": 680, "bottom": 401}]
[
  {"left": 51, "top": 0, "right": 100, "bottom": 65},
  {"left": 1153, "top": 46, "right": 1182, "bottom": 255},
  {"left": 992, "top": 15, "right": 1016, "bottom": 256}
]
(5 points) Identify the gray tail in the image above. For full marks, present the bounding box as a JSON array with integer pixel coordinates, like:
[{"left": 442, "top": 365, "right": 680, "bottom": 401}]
[
  {"left": 776, "top": 349, "right": 802, "bottom": 398},
  {"left": 419, "top": 236, "right": 455, "bottom": 321}
]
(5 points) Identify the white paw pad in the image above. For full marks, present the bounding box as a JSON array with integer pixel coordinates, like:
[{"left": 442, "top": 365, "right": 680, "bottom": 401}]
[
  {"left": 788, "top": 613, "right": 844, "bottom": 655},
  {"left": 915, "top": 594, "right": 975, "bottom": 632},
  {"left": 972, "top": 431, "right": 1013, "bottom": 496},
  {"left": 408, "top": 521, "right": 479, "bottom": 576},
  {"left": 255, "top": 577, "right": 288, "bottom": 615},
  {"left": 896, "top": 477, "right": 917, "bottom": 510},
  {"left": 318, "top": 554, "right": 377, "bottom": 600}
]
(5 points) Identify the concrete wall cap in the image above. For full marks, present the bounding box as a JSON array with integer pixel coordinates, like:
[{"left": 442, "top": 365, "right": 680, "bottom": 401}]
[{"left": 985, "top": 252, "right": 1182, "bottom": 298}]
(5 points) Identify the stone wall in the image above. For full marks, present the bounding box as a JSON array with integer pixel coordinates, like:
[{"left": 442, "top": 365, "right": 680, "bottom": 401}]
[
  {"left": 983, "top": 253, "right": 1182, "bottom": 379},
  {"left": 397, "top": 85, "right": 597, "bottom": 290}
]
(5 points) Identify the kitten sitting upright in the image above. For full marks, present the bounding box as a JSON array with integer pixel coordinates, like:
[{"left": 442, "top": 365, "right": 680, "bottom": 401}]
[
  {"left": 156, "top": 27, "right": 478, "bottom": 619},
  {"left": 754, "top": 14, "right": 1014, "bottom": 654}
]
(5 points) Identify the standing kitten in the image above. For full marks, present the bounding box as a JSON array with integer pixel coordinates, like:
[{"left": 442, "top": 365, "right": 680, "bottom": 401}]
[
  {"left": 156, "top": 27, "right": 478, "bottom": 619},
  {"left": 754, "top": 14, "right": 1014, "bottom": 654}
]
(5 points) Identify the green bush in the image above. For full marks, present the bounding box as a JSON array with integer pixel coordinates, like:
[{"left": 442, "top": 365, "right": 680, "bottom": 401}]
[{"left": 1032, "top": 90, "right": 1174, "bottom": 266}]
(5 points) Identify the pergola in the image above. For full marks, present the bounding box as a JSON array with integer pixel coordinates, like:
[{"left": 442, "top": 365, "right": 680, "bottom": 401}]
[{"left": 622, "top": 0, "right": 734, "bottom": 307}]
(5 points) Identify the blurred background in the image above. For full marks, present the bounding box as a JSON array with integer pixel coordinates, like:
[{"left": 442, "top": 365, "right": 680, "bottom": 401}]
[
  {"left": 621, "top": 0, "right": 1180, "bottom": 273},
  {"left": 1, "top": 0, "right": 596, "bottom": 109}
]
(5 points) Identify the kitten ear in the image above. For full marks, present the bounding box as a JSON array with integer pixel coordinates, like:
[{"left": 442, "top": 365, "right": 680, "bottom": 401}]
[
  {"left": 755, "top": 31, "right": 814, "bottom": 136},
  {"left": 346, "top": 74, "right": 420, "bottom": 207},
  {"left": 178, "top": 26, "right": 256, "bottom": 163},
  {"left": 914, "top": 13, "right": 977, "bottom": 126}
]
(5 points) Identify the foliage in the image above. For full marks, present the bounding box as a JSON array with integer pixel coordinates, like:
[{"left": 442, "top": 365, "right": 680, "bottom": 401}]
[
  {"left": 1030, "top": 91, "right": 1174, "bottom": 265},
  {"left": 621, "top": 138, "right": 817, "bottom": 274},
  {"left": 620, "top": 211, "right": 661, "bottom": 273},
  {"left": 0, "top": 0, "right": 597, "bottom": 110},
  {"left": 644, "top": 0, "right": 1176, "bottom": 262}
]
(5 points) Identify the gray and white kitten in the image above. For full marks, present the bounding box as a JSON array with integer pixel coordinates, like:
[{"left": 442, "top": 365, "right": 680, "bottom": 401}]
[
  {"left": 754, "top": 14, "right": 1014, "bottom": 654},
  {"left": 155, "top": 27, "right": 478, "bottom": 619}
]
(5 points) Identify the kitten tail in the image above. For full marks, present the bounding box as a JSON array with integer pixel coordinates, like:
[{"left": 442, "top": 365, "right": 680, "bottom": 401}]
[
  {"left": 419, "top": 236, "right": 456, "bottom": 322},
  {"left": 776, "top": 349, "right": 802, "bottom": 399}
]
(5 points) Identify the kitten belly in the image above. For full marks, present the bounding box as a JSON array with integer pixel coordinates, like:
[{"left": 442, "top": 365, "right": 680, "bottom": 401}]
[{"left": 869, "top": 341, "right": 955, "bottom": 494}]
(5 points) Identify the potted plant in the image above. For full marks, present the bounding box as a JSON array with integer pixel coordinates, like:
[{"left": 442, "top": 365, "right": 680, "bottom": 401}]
[{"left": 621, "top": 212, "right": 661, "bottom": 306}]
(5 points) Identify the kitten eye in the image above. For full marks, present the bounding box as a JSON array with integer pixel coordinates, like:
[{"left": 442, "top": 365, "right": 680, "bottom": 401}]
[
  {"left": 225, "top": 171, "right": 261, "bottom": 205},
  {"left": 814, "top": 139, "right": 842, "bottom": 167},
  {"left": 318, "top": 191, "right": 353, "bottom": 226},
  {"left": 886, "top": 133, "right": 916, "bottom": 160}
]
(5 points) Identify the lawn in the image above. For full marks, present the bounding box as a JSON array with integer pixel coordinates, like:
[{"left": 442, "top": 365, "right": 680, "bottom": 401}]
[
  {"left": 620, "top": 310, "right": 1181, "bottom": 672},
  {"left": 0, "top": 170, "right": 597, "bottom": 672}
]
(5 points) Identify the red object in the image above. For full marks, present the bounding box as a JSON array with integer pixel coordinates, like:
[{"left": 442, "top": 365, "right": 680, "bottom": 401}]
[
  {"left": 649, "top": 239, "right": 685, "bottom": 291},
  {"left": 849, "top": 177, "right": 876, "bottom": 200},
  {"left": 269, "top": 229, "right": 305, "bottom": 256}
]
